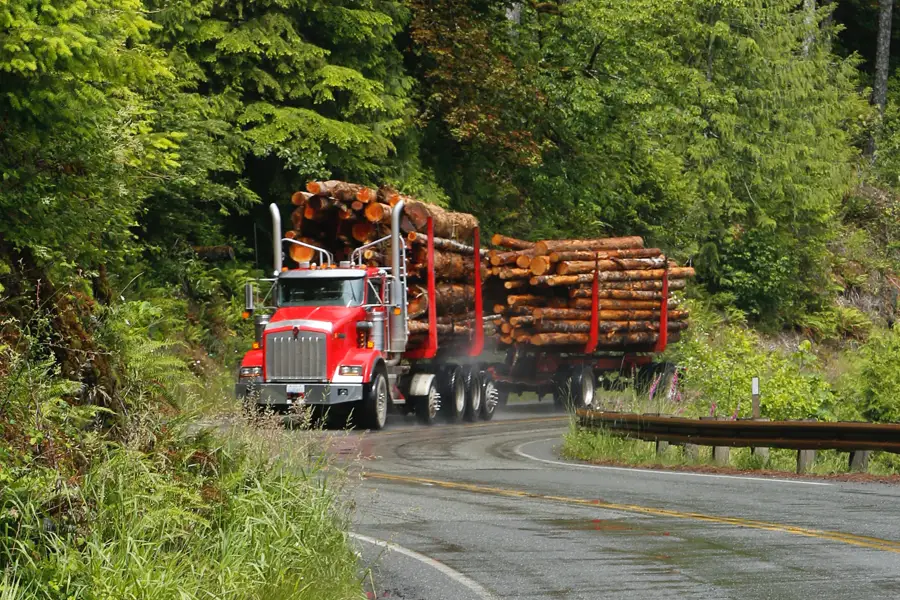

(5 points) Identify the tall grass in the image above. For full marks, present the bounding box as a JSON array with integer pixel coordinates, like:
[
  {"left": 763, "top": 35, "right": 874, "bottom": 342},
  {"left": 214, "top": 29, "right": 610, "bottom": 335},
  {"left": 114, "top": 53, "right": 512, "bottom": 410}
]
[{"left": 1, "top": 305, "right": 362, "bottom": 600}]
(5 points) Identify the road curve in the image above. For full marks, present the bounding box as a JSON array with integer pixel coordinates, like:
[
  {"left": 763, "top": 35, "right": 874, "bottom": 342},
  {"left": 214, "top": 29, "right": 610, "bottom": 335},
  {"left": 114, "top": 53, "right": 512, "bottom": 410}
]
[{"left": 343, "top": 402, "right": 900, "bottom": 599}]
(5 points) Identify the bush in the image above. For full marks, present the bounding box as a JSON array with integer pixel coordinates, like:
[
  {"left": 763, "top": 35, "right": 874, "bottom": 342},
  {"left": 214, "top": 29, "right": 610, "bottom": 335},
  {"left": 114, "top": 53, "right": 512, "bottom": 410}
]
[
  {"left": 671, "top": 301, "right": 835, "bottom": 421},
  {"left": 837, "top": 326, "right": 900, "bottom": 422}
]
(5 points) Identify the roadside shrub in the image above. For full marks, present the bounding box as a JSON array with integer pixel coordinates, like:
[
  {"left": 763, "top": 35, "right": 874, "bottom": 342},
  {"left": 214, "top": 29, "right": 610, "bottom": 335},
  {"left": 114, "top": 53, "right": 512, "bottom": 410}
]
[
  {"left": 837, "top": 325, "right": 900, "bottom": 422},
  {"left": 671, "top": 301, "right": 834, "bottom": 421}
]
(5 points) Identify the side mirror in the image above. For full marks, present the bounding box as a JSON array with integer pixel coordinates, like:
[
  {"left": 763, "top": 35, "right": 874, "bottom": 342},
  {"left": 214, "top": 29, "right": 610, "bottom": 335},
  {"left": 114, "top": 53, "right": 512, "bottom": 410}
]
[{"left": 244, "top": 282, "right": 254, "bottom": 314}]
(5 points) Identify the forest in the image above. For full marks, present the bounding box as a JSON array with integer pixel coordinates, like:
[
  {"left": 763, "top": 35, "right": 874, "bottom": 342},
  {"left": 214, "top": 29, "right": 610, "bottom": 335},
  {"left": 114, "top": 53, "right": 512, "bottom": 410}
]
[{"left": 4, "top": 0, "right": 900, "bottom": 596}]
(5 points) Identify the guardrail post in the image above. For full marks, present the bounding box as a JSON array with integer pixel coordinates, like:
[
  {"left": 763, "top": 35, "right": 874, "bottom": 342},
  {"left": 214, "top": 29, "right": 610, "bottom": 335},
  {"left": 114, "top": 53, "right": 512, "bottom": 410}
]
[
  {"left": 683, "top": 443, "right": 699, "bottom": 461},
  {"left": 796, "top": 418, "right": 817, "bottom": 474},
  {"left": 796, "top": 449, "right": 816, "bottom": 474},
  {"left": 751, "top": 417, "right": 770, "bottom": 464},
  {"left": 848, "top": 450, "right": 870, "bottom": 473},
  {"left": 701, "top": 416, "right": 729, "bottom": 466},
  {"left": 656, "top": 440, "right": 670, "bottom": 455}
]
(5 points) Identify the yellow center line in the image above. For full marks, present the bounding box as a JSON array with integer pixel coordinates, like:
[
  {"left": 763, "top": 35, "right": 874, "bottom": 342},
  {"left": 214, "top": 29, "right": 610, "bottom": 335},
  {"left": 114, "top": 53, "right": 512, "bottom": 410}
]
[
  {"left": 364, "top": 472, "right": 900, "bottom": 554},
  {"left": 370, "top": 415, "right": 568, "bottom": 438}
]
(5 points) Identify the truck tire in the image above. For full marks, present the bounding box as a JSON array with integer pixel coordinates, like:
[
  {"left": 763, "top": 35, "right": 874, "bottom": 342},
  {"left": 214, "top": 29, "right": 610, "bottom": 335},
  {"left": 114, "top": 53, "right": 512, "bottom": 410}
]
[
  {"left": 359, "top": 369, "right": 389, "bottom": 431},
  {"left": 415, "top": 379, "right": 440, "bottom": 425},
  {"left": 480, "top": 376, "right": 499, "bottom": 421},
  {"left": 569, "top": 366, "right": 595, "bottom": 410},
  {"left": 463, "top": 368, "right": 482, "bottom": 422},
  {"left": 438, "top": 365, "right": 466, "bottom": 423},
  {"left": 553, "top": 367, "right": 595, "bottom": 410}
]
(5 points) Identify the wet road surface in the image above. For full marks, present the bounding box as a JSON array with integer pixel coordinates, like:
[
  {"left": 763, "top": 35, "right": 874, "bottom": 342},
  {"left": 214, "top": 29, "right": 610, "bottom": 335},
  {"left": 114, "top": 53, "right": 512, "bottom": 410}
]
[{"left": 339, "top": 401, "right": 900, "bottom": 599}]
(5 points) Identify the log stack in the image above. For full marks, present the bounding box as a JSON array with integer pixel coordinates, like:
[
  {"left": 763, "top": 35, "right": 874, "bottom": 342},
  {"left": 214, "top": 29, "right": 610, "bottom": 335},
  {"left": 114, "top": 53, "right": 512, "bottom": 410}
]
[
  {"left": 288, "top": 181, "right": 492, "bottom": 348},
  {"left": 487, "top": 235, "right": 694, "bottom": 350}
]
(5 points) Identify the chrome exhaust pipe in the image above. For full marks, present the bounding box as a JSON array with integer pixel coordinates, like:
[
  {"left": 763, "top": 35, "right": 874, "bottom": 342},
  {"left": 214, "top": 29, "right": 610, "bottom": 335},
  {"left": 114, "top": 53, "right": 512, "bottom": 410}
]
[
  {"left": 269, "top": 203, "right": 282, "bottom": 276},
  {"left": 390, "top": 199, "right": 407, "bottom": 351}
]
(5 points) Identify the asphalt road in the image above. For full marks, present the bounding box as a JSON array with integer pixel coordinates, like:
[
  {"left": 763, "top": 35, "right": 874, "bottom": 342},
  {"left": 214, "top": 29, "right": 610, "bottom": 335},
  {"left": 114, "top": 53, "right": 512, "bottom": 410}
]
[{"left": 337, "top": 401, "right": 900, "bottom": 599}]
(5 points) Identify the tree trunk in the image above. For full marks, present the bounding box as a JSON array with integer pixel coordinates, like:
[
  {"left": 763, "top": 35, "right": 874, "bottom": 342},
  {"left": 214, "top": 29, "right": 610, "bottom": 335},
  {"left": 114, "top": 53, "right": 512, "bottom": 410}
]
[
  {"left": 870, "top": 0, "right": 894, "bottom": 154},
  {"left": 528, "top": 331, "right": 681, "bottom": 347},
  {"left": 408, "top": 320, "right": 473, "bottom": 335},
  {"left": 408, "top": 232, "right": 487, "bottom": 256},
  {"left": 533, "top": 307, "right": 686, "bottom": 321},
  {"left": 494, "top": 267, "right": 531, "bottom": 280},
  {"left": 404, "top": 201, "right": 478, "bottom": 240},
  {"left": 547, "top": 248, "right": 663, "bottom": 263},
  {"left": 491, "top": 234, "right": 534, "bottom": 250},
  {"left": 407, "top": 283, "right": 475, "bottom": 317},
  {"left": 802, "top": 0, "right": 816, "bottom": 56},
  {"left": 489, "top": 248, "right": 533, "bottom": 266},
  {"left": 568, "top": 298, "right": 676, "bottom": 310},
  {"left": 412, "top": 250, "right": 484, "bottom": 281},
  {"left": 291, "top": 191, "right": 313, "bottom": 206},
  {"left": 504, "top": 280, "right": 529, "bottom": 290},
  {"left": 351, "top": 222, "right": 375, "bottom": 243},
  {"left": 533, "top": 236, "right": 644, "bottom": 256},
  {"left": 530, "top": 267, "right": 695, "bottom": 287},
  {"left": 306, "top": 180, "right": 344, "bottom": 195},
  {"left": 534, "top": 320, "right": 688, "bottom": 334},
  {"left": 555, "top": 257, "right": 667, "bottom": 275},
  {"left": 364, "top": 202, "right": 392, "bottom": 223},
  {"left": 288, "top": 238, "right": 318, "bottom": 263}
]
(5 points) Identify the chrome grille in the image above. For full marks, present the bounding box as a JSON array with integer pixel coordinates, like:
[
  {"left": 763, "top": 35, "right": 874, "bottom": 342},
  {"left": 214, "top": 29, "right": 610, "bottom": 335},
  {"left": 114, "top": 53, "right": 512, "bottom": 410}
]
[{"left": 265, "top": 330, "right": 327, "bottom": 381}]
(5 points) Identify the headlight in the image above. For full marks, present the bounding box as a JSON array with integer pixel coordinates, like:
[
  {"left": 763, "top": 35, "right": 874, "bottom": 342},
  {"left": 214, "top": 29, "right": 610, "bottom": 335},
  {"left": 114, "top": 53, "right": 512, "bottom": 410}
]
[
  {"left": 339, "top": 365, "right": 363, "bottom": 376},
  {"left": 240, "top": 366, "right": 263, "bottom": 379}
]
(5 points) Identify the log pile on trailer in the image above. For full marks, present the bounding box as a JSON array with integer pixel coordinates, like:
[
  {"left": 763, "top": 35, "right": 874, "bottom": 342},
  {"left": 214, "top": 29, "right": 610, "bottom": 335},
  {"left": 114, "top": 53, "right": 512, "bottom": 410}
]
[
  {"left": 290, "top": 181, "right": 492, "bottom": 348},
  {"left": 486, "top": 235, "right": 694, "bottom": 350}
]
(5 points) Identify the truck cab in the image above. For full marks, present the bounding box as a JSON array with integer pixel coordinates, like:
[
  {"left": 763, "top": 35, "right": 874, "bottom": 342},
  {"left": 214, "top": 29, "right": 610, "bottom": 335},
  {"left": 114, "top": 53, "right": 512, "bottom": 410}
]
[{"left": 236, "top": 201, "right": 442, "bottom": 430}]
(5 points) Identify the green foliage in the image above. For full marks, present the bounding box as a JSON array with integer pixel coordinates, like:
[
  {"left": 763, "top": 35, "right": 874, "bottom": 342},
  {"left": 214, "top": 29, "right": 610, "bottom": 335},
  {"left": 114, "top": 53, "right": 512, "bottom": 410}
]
[
  {"left": 410, "top": 0, "right": 868, "bottom": 322},
  {"left": 837, "top": 326, "right": 900, "bottom": 422},
  {"left": 671, "top": 301, "right": 834, "bottom": 420},
  {"left": 2, "top": 424, "right": 359, "bottom": 600}
]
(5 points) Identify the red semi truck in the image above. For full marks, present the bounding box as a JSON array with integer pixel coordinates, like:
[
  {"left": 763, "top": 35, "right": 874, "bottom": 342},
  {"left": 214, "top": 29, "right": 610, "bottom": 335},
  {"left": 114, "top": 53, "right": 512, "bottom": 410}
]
[{"left": 235, "top": 202, "right": 673, "bottom": 429}]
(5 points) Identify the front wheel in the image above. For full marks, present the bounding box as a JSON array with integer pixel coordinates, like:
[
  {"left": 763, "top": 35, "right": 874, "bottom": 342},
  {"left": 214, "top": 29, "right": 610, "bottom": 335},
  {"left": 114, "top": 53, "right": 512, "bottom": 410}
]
[{"left": 360, "top": 370, "right": 390, "bottom": 430}]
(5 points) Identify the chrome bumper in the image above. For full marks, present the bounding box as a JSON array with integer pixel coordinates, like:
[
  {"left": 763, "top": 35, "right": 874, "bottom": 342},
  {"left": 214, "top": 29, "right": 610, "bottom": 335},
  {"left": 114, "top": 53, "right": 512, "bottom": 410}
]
[{"left": 235, "top": 381, "right": 363, "bottom": 406}]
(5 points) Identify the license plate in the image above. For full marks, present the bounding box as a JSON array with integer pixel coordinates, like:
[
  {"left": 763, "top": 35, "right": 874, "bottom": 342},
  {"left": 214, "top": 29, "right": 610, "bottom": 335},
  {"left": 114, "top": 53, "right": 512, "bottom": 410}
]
[{"left": 286, "top": 384, "right": 306, "bottom": 396}]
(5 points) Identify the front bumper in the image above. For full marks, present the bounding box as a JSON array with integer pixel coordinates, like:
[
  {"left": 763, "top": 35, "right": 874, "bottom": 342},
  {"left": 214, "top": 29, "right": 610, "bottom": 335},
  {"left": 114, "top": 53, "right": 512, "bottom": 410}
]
[{"left": 235, "top": 381, "right": 364, "bottom": 407}]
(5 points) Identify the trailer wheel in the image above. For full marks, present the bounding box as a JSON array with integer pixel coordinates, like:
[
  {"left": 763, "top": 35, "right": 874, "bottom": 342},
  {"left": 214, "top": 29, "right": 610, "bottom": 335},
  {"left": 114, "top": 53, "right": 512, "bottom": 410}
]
[
  {"left": 554, "top": 367, "right": 595, "bottom": 410},
  {"left": 480, "top": 376, "right": 499, "bottom": 421},
  {"left": 463, "top": 369, "right": 482, "bottom": 422},
  {"left": 359, "top": 369, "right": 389, "bottom": 431},
  {"left": 570, "top": 366, "right": 595, "bottom": 410},
  {"left": 438, "top": 365, "right": 466, "bottom": 423}
]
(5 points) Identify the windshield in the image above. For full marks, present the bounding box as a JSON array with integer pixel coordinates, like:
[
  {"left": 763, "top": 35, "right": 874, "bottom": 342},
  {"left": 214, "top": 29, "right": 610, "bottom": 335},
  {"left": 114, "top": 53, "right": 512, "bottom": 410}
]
[{"left": 278, "top": 277, "right": 365, "bottom": 307}]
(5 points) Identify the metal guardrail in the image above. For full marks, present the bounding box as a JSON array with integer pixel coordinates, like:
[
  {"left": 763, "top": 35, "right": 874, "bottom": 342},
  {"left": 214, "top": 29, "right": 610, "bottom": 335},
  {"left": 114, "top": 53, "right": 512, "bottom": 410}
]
[{"left": 575, "top": 409, "right": 900, "bottom": 453}]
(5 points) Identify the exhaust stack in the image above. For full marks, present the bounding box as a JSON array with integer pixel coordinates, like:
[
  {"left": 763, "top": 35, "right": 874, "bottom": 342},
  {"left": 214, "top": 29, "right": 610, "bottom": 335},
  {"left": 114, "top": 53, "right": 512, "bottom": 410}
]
[
  {"left": 269, "top": 203, "right": 282, "bottom": 276},
  {"left": 390, "top": 199, "right": 408, "bottom": 351}
]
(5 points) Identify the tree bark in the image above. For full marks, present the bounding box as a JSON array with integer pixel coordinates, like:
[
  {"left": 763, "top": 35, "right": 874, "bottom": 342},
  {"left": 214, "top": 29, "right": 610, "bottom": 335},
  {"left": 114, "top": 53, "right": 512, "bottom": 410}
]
[
  {"left": 534, "top": 320, "right": 688, "bottom": 334},
  {"left": 568, "top": 298, "right": 676, "bottom": 310},
  {"left": 533, "top": 308, "right": 687, "bottom": 321},
  {"left": 491, "top": 234, "right": 534, "bottom": 250},
  {"left": 291, "top": 191, "right": 313, "bottom": 206},
  {"left": 408, "top": 232, "right": 487, "bottom": 256},
  {"left": 495, "top": 267, "right": 531, "bottom": 280},
  {"left": 364, "top": 202, "right": 392, "bottom": 223},
  {"left": 547, "top": 248, "right": 663, "bottom": 263},
  {"left": 555, "top": 257, "right": 667, "bottom": 275},
  {"left": 530, "top": 267, "right": 695, "bottom": 287},
  {"left": 870, "top": 0, "right": 894, "bottom": 154},
  {"left": 533, "top": 236, "right": 644, "bottom": 256},
  {"left": 404, "top": 201, "right": 479, "bottom": 240},
  {"left": 407, "top": 283, "right": 475, "bottom": 317}
]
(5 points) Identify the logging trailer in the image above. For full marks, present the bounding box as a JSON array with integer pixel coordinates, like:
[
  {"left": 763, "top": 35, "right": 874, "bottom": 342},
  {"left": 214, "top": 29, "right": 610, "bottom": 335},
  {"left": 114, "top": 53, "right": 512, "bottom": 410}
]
[{"left": 234, "top": 202, "right": 674, "bottom": 430}]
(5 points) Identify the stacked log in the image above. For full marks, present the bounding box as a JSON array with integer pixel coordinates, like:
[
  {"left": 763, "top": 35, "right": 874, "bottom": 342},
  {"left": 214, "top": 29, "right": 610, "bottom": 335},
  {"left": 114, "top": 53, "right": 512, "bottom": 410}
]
[
  {"left": 288, "top": 181, "right": 492, "bottom": 347},
  {"left": 489, "top": 235, "right": 694, "bottom": 350}
]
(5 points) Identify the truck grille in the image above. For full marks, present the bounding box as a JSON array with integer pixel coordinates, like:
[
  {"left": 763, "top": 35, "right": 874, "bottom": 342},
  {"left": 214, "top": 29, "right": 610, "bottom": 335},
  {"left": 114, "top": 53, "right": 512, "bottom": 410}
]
[{"left": 265, "top": 330, "right": 327, "bottom": 381}]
